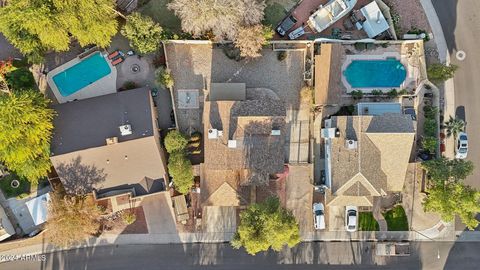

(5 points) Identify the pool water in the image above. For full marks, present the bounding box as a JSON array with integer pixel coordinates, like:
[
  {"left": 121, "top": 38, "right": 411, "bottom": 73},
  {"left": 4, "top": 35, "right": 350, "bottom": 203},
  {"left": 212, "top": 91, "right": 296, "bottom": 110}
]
[
  {"left": 344, "top": 58, "right": 406, "bottom": 88},
  {"left": 52, "top": 52, "right": 111, "bottom": 97}
]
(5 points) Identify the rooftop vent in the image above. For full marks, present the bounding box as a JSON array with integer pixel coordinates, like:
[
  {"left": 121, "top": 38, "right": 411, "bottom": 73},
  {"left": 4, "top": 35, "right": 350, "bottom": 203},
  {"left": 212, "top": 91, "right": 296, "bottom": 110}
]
[
  {"left": 228, "top": 140, "right": 237, "bottom": 148},
  {"left": 106, "top": 137, "right": 118, "bottom": 145},
  {"left": 208, "top": 129, "right": 218, "bottom": 139},
  {"left": 119, "top": 124, "right": 133, "bottom": 136},
  {"left": 271, "top": 129, "right": 281, "bottom": 136},
  {"left": 345, "top": 140, "right": 358, "bottom": 150}
]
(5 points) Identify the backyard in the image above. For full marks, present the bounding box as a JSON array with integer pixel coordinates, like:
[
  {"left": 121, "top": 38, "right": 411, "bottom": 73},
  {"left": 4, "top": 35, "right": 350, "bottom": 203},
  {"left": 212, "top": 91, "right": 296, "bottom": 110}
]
[
  {"left": 384, "top": 205, "right": 409, "bottom": 231},
  {"left": 358, "top": 212, "right": 379, "bottom": 231},
  {"left": 0, "top": 174, "right": 30, "bottom": 198}
]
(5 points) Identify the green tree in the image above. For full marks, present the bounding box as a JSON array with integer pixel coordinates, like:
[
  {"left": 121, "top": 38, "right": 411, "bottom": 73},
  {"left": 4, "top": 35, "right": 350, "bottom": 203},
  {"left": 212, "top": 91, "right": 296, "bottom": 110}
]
[
  {"left": 423, "top": 118, "right": 437, "bottom": 137},
  {"left": 423, "top": 105, "right": 438, "bottom": 119},
  {"left": 0, "top": 0, "right": 118, "bottom": 62},
  {"left": 423, "top": 182, "right": 480, "bottom": 230},
  {"left": 164, "top": 130, "right": 188, "bottom": 153},
  {"left": 427, "top": 63, "right": 458, "bottom": 82},
  {"left": 0, "top": 90, "right": 55, "bottom": 182},
  {"left": 5, "top": 67, "right": 36, "bottom": 90},
  {"left": 121, "top": 13, "right": 163, "bottom": 54},
  {"left": 422, "top": 137, "right": 437, "bottom": 154},
  {"left": 155, "top": 67, "right": 174, "bottom": 89},
  {"left": 231, "top": 196, "right": 301, "bottom": 255},
  {"left": 422, "top": 158, "right": 474, "bottom": 184},
  {"left": 350, "top": 90, "right": 363, "bottom": 100},
  {"left": 387, "top": 89, "right": 398, "bottom": 98},
  {"left": 444, "top": 116, "right": 465, "bottom": 138},
  {"left": 46, "top": 193, "right": 101, "bottom": 247},
  {"left": 167, "top": 151, "right": 194, "bottom": 194}
]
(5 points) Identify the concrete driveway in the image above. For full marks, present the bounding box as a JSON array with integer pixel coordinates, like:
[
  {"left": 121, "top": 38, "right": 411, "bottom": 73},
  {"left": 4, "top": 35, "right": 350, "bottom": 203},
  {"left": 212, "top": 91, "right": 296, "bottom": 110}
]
[
  {"left": 286, "top": 165, "right": 313, "bottom": 235},
  {"left": 328, "top": 206, "right": 345, "bottom": 231},
  {"left": 140, "top": 192, "right": 178, "bottom": 234},
  {"left": 202, "top": 206, "right": 236, "bottom": 233}
]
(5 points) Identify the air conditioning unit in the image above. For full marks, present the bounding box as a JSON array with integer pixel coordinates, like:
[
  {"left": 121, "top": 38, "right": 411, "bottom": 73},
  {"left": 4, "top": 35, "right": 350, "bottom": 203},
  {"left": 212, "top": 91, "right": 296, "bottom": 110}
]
[
  {"left": 345, "top": 139, "right": 357, "bottom": 149},
  {"left": 119, "top": 124, "right": 133, "bottom": 136},
  {"left": 208, "top": 128, "right": 218, "bottom": 139}
]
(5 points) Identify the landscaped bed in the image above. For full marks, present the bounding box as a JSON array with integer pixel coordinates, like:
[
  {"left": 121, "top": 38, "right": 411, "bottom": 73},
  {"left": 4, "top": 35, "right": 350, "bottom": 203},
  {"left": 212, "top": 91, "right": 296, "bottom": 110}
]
[
  {"left": 359, "top": 212, "right": 380, "bottom": 231},
  {"left": 0, "top": 174, "right": 30, "bottom": 198},
  {"left": 384, "top": 205, "right": 409, "bottom": 231}
]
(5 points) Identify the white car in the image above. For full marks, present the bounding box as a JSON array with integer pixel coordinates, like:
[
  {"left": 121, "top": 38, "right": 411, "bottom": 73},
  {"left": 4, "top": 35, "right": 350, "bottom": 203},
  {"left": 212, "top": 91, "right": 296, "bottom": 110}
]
[
  {"left": 313, "top": 203, "right": 326, "bottom": 230},
  {"left": 455, "top": 132, "right": 468, "bottom": 159},
  {"left": 288, "top": 26, "right": 305, "bottom": 40},
  {"left": 345, "top": 206, "right": 358, "bottom": 232}
]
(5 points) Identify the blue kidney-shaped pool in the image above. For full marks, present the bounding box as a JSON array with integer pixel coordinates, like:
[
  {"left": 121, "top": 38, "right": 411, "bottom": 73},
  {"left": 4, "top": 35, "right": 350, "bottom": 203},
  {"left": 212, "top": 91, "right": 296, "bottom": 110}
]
[
  {"left": 343, "top": 58, "right": 406, "bottom": 88},
  {"left": 52, "top": 52, "right": 111, "bottom": 97}
]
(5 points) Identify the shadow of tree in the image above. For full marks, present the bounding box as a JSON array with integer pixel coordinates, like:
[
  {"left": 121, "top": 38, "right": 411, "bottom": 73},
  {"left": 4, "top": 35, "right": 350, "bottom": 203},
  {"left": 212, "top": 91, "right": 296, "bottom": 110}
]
[{"left": 55, "top": 156, "right": 107, "bottom": 195}]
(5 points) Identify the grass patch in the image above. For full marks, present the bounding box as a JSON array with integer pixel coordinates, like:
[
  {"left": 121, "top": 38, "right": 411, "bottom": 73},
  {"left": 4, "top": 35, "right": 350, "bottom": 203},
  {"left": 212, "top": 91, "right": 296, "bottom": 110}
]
[
  {"left": 384, "top": 205, "right": 409, "bottom": 231},
  {"left": 359, "top": 212, "right": 379, "bottom": 231},
  {"left": 263, "top": 3, "right": 286, "bottom": 27},
  {"left": 0, "top": 174, "right": 31, "bottom": 198},
  {"left": 139, "top": 0, "right": 182, "bottom": 32}
]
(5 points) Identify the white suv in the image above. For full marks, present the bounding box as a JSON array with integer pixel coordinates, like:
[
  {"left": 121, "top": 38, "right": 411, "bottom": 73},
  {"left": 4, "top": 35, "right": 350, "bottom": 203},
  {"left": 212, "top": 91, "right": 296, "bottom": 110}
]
[
  {"left": 313, "top": 203, "right": 326, "bottom": 230},
  {"left": 455, "top": 132, "right": 468, "bottom": 159},
  {"left": 345, "top": 206, "right": 358, "bottom": 232}
]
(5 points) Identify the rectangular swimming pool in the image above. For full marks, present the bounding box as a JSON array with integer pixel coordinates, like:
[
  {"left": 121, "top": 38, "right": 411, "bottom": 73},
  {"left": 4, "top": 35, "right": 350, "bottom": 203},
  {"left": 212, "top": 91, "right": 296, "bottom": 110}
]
[
  {"left": 343, "top": 58, "right": 406, "bottom": 88},
  {"left": 52, "top": 52, "right": 111, "bottom": 97}
]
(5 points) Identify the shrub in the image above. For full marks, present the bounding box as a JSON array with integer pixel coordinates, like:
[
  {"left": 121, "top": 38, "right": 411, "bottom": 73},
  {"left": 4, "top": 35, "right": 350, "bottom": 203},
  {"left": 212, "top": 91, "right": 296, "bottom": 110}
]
[
  {"left": 398, "top": 89, "right": 409, "bottom": 95},
  {"left": 277, "top": 51, "right": 287, "bottom": 61},
  {"left": 387, "top": 89, "right": 398, "bottom": 98},
  {"left": 223, "top": 44, "right": 243, "bottom": 61},
  {"left": 422, "top": 136, "right": 438, "bottom": 154},
  {"left": 164, "top": 130, "right": 188, "bottom": 153},
  {"left": 122, "top": 81, "right": 137, "bottom": 90},
  {"left": 300, "top": 86, "right": 314, "bottom": 105},
  {"left": 371, "top": 89, "right": 383, "bottom": 96},
  {"left": 350, "top": 90, "right": 363, "bottom": 100},
  {"left": 424, "top": 118, "right": 437, "bottom": 137},
  {"left": 427, "top": 63, "right": 458, "bottom": 82},
  {"left": 168, "top": 151, "right": 194, "bottom": 194},
  {"left": 423, "top": 105, "right": 438, "bottom": 119},
  {"left": 155, "top": 67, "right": 174, "bottom": 89},
  {"left": 121, "top": 211, "right": 137, "bottom": 225},
  {"left": 5, "top": 67, "right": 36, "bottom": 90}
]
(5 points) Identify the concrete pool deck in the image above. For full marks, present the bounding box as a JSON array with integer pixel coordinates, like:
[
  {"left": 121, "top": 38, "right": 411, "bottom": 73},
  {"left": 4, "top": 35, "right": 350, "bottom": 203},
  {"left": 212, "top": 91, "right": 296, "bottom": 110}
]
[
  {"left": 341, "top": 52, "right": 418, "bottom": 93},
  {"left": 46, "top": 51, "right": 117, "bottom": 104}
]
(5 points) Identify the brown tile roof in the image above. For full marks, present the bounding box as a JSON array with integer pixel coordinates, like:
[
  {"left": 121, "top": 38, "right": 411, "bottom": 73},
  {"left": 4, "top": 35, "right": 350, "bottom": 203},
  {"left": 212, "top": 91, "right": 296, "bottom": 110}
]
[{"left": 330, "top": 114, "right": 414, "bottom": 198}]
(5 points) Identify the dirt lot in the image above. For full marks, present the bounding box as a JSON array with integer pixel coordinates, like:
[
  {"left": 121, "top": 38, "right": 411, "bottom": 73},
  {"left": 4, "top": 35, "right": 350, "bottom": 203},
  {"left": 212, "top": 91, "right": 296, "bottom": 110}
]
[{"left": 383, "top": 0, "right": 431, "bottom": 35}]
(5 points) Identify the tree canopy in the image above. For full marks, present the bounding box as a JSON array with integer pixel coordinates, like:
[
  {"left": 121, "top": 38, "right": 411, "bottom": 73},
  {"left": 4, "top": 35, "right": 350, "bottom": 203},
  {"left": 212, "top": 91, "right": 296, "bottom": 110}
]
[
  {"left": 167, "top": 151, "right": 194, "bottom": 194},
  {"left": 234, "top": 25, "right": 270, "bottom": 58},
  {"left": 164, "top": 130, "right": 188, "bottom": 153},
  {"left": 444, "top": 116, "right": 465, "bottom": 138},
  {"left": 231, "top": 196, "right": 301, "bottom": 255},
  {"left": 0, "top": 0, "right": 118, "bottom": 62},
  {"left": 422, "top": 158, "right": 478, "bottom": 229},
  {"left": 46, "top": 193, "right": 101, "bottom": 247},
  {"left": 427, "top": 63, "right": 458, "bottom": 82},
  {"left": 121, "top": 12, "right": 163, "bottom": 54},
  {"left": 423, "top": 182, "right": 480, "bottom": 230},
  {"left": 0, "top": 90, "right": 55, "bottom": 182},
  {"left": 168, "top": 0, "right": 266, "bottom": 40}
]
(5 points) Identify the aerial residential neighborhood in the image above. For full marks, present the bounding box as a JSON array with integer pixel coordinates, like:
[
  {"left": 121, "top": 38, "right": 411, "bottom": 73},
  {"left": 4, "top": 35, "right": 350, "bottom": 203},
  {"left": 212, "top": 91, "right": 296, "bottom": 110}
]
[{"left": 0, "top": 0, "right": 478, "bottom": 269}]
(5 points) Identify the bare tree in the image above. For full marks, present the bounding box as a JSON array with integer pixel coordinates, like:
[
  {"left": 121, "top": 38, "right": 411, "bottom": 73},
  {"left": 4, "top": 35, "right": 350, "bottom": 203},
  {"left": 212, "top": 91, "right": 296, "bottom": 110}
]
[
  {"left": 234, "top": 25, "right": 268, "bottom": 58},
  {"left": 168, "top": 0, "right": 265, "bottom": 40}
]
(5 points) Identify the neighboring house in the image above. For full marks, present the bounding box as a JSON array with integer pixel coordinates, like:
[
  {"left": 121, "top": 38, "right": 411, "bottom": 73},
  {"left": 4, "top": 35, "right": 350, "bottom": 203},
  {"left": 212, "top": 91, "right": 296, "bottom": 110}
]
[
  {"left": 200, "top": 83, "right": 287, "bottom": 208},
  {"left": 0, "top": 205, "right": 15, "bottom": 242},
  {"left": 49, "top": 88, "right": 169, "bottom": 212},
  {"left": 322, "top": 113, "right": 414, "bottom": 208}
]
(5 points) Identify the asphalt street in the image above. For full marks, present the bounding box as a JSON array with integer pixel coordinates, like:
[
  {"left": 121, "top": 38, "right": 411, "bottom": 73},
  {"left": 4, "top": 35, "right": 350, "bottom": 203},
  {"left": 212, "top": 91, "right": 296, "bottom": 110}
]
[
  {"left": 432, "top": 0, "right": 480, "bottom": 188},
  {"left": 1, "top": 241, "right": 479, "bottom": 270},
  {"left": 432, "top": 0, "right": 480, "bottom": 230}
]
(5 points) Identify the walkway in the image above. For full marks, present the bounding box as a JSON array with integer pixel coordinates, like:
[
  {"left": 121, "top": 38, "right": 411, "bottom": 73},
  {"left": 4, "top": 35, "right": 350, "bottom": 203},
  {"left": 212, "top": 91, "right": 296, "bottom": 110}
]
[{"left": 372, "top": 198, "right": 387, "bottom": 232}]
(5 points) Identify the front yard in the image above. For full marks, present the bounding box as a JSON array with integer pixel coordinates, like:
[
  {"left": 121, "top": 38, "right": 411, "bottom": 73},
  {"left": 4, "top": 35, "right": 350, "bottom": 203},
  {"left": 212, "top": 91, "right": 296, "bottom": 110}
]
[
  {"left": 359, "top": 212, "right": 379, "bottom": 231},
  {"left": 384, "top": 205, "right": 409, "bottom": 231}
]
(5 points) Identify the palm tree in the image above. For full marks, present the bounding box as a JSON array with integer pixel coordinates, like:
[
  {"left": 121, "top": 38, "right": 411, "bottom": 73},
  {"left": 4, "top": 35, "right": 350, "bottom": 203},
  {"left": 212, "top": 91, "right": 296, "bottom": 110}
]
[{"left": 444, "top": 116, "right": 465, "bottom": 138}]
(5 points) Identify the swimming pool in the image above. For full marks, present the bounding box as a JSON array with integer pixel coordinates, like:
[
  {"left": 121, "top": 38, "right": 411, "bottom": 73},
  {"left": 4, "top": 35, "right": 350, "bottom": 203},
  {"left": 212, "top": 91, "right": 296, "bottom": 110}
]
[
  {"left": 343, "top": 58, "right": 406, "bottom": 88},
  {"left": 52, "top": 52, "right": 111, "bottom": 97}
]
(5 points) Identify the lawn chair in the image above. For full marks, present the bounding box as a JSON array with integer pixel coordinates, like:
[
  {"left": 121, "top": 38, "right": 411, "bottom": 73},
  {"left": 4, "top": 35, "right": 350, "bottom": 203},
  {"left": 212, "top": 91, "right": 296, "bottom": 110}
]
[
  {"left": 111, "top": 57, "right": 124, "bottom": 66},
  {"left": 107, "top": 51, "right": 119, "bottom": 60}
]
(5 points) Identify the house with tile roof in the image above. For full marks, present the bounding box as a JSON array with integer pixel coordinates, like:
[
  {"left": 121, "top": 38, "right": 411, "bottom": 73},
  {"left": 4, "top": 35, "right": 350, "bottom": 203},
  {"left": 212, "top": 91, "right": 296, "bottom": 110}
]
[
  {"left": 200, "top": 83, "right": 287, "bottom": 208},
  {"left": 323, "top": 113, "right": 415, "bottom": 208}
]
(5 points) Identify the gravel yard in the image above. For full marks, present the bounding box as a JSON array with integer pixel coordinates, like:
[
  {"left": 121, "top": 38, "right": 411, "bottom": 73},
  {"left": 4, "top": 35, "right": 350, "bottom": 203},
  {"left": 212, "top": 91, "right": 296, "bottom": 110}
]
[
  {"left": 166, "top": 43, "right": 306, "bottom": 133},
  {"left": 384, "top": 0, "right": 431, "bottom": 35}
]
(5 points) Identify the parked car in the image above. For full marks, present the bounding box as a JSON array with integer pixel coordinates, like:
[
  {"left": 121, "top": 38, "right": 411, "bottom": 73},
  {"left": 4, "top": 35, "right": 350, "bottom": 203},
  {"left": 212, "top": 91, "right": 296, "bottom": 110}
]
[
  {"left": 455, "top": 132, "right": 468, "bottom": 159},
  {"left": 345, "top": 206, "right": 358, "bottom": 232},
  {"left": 288, "top": 26, "right": 305, "bottom": 40},
  {"left": 313, "top": 203, "right": 326, "bottom": 230},
  {"left": 277, "top": 15, "right": 298, "bottom": 36}
]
